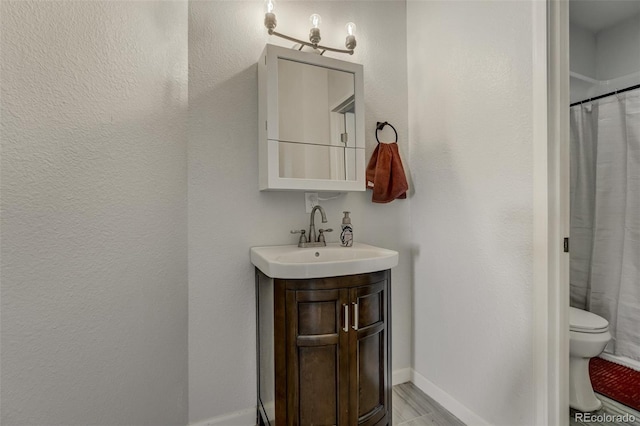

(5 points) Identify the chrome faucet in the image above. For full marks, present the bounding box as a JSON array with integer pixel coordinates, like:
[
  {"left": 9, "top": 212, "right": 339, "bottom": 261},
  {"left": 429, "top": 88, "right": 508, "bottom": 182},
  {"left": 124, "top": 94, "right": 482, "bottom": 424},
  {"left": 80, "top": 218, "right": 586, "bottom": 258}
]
[
  {"left": 290, "top": 205, "right": 333, "bottom": 248},
  {"left": 308, "top": 205, "right": 326, "bottom": 243}
]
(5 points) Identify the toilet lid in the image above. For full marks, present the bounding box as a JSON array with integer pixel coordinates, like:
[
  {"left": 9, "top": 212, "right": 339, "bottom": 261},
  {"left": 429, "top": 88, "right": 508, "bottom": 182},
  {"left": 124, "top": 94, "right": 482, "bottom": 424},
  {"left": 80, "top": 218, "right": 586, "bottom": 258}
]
[{"left": 570, "top": 307, "right": 609, "bottom": 332}]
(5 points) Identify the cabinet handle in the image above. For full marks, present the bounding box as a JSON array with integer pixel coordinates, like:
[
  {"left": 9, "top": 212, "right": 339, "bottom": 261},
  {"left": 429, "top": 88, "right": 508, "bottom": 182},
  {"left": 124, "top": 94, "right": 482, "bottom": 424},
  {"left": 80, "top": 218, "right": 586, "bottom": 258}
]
[
  {"left": 343, "top": 304, "right": 349, "bottom": 333},
  {"left": 352, "top": 302, "right": 358, "bottom": 330}
]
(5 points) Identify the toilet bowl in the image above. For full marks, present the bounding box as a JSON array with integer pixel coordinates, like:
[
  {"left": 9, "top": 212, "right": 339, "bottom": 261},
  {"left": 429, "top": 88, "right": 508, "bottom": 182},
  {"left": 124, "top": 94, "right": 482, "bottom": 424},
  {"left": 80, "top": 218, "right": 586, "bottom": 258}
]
[{"left": 569, "top": 307, "right": 611, "bottom": 412}]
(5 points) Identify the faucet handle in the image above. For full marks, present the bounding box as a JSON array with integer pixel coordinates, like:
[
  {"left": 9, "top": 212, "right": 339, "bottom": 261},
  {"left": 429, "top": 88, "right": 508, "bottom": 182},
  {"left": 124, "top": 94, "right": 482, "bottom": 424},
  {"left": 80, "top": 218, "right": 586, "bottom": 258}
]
[
  {"left": 290, "top": 229, "right": 307, "bottom": 245},
  {"left": 317, "top": 228, "right": 333, "bottom": 243}
]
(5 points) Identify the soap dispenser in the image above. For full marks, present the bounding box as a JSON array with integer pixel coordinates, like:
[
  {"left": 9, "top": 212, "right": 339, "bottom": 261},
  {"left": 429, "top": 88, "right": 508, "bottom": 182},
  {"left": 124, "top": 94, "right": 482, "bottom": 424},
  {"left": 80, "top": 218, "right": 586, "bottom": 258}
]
[{"left": 340, "top": 211, "right": 353, "bottom": 247}]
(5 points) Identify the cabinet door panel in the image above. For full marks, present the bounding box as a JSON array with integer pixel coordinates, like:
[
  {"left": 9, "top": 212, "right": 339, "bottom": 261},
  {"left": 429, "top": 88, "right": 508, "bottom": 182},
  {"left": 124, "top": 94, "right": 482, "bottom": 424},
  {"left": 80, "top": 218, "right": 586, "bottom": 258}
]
[
  {"left": 298, "top": 300, "right": 337, "bottom": 335},
  {"left": 299, "top": 345, "right": 338, "bottom": 425},
  {"left": 357, "top": 288, "right": 383, "bottom": 330},
  {"left": 286, "top": 289, "right": 349, "bottom": 426},
  {"left": 357, "top": 330, "right": 385, "bottom": 418},
  {"left": 349, "top": 281, "right": 389, "bottom": 426}
]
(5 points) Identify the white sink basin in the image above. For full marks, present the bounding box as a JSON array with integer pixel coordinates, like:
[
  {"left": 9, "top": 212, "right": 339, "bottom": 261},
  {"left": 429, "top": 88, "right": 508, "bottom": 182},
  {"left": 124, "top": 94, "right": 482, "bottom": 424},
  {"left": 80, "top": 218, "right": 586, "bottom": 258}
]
[{"left": 250, "top": 242, "right": 398, "bottom": 279}]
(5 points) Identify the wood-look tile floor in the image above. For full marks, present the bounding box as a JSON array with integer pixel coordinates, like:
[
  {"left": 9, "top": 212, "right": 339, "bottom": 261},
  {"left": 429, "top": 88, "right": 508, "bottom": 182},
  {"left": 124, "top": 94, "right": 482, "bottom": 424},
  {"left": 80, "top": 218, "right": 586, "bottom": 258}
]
[
  {"left": 392, "top": 382, "right": 465, "bottom": 426},
  {"left": 570, "top": 394, "right": 640, "bottom": 426},
  {"left": 393, "top": 382, "right": 640, "bottom": 426}
]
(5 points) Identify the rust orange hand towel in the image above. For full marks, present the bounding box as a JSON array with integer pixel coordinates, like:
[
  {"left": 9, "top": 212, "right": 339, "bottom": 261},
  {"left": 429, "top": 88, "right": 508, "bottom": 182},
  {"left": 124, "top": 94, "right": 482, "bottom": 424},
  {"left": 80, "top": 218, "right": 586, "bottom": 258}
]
[{"left": 365, "top": 143, "right": 408, "bottom": 203}]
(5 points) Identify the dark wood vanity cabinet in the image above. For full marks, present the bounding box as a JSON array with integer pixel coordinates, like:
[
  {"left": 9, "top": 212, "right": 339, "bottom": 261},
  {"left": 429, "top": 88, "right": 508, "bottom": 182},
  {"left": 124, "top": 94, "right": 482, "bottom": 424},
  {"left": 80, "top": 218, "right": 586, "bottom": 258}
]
[{"left": 257, "top": 269, "right": 391, "bottom": 426}]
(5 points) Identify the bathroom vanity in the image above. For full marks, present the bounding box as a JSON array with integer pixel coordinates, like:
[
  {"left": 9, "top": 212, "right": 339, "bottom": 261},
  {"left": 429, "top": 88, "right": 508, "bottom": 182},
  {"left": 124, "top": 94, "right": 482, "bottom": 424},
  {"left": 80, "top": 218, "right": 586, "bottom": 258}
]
[
  {"left": 256, "top": 269, "right": 391, "bottom": 426},
  {"left": 252, "top": 243, "right": 398, "bottom": 426}
]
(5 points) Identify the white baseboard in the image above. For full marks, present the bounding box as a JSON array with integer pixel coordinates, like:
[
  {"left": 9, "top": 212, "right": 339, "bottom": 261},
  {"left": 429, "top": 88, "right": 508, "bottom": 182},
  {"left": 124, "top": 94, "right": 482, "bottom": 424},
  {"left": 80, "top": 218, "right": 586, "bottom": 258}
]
[
  {"left": 190, "top": 369, "right": 488, "bottom": 426},
  {"left": 393, "top": 367, "right": 413, "bottom": 385},
  {"left": 189, "top": 407, "right": 256, "bottom": 426},
  {"left": 411, "top": 369, "right": 491, "bottom": 426}
]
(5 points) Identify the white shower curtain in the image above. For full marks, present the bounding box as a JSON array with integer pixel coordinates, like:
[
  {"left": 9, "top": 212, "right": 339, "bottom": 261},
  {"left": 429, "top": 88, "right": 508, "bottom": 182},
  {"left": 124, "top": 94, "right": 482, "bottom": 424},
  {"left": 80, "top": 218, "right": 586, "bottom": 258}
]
[{"left": 570, "top": 88, "right": 640, "bottom": 362}]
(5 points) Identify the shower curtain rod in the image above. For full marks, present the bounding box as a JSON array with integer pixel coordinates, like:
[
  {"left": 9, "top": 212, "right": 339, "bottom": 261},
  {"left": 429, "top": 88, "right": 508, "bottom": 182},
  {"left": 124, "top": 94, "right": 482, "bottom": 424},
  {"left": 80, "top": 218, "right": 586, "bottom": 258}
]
[{"left": 571, "top": 83, "right": 640, "bottom": 107}]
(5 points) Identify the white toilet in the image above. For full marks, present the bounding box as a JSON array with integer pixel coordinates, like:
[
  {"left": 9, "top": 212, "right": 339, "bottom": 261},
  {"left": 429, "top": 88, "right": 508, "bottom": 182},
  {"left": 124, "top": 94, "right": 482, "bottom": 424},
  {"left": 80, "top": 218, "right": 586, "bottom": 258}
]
[{"left": 569, "top": 307, "right": 611, "bottom": 412}]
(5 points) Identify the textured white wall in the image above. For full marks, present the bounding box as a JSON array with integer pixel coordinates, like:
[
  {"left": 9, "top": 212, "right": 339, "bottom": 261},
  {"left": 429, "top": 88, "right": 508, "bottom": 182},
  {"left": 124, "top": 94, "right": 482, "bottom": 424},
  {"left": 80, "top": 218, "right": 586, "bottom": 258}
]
[
  {"left": 188, "top": 1, "right": 411, "bottom": 422},
  {"left": 407, "top": 1, "right": 535, "bottom": 425},
  {"left": 1, "top": 2, "right": 188, "bottom": 425}
]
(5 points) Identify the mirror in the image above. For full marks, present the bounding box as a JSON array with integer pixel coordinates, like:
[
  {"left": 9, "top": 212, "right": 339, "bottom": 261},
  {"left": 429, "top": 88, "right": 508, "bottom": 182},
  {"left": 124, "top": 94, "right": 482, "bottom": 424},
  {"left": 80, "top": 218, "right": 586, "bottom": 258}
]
[
  {"left": 258, "top": 44, "right": 365, "bottom": 191},
  {"left": 277, "top": 59, "right": 355, "bottom": 148},
  {"left": 277, "top": 59, "right": 357, "bottom": 180}
]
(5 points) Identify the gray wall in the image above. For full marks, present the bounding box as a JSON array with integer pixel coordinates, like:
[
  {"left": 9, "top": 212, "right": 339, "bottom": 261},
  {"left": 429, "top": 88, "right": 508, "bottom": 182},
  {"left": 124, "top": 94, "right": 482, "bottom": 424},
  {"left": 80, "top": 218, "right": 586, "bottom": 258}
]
[
  {"left": 570, "top": 13, "right": 640, "bottom": 102},
  {"left": 1, "top": 2, "right": 188, "bottom": 424},
  {"left": 596, "top": 14, "right": 640, "bottom": 80},
  {"left": 408, "top": 1, "right": 536, "bottom": 425}
]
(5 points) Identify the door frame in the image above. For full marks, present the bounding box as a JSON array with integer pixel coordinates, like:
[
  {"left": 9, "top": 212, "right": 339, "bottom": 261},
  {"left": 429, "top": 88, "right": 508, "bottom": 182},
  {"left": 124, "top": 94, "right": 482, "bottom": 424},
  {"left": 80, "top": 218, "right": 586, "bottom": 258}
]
[{"left": 533, "top": 0, "right": 570, "bottom": 425}]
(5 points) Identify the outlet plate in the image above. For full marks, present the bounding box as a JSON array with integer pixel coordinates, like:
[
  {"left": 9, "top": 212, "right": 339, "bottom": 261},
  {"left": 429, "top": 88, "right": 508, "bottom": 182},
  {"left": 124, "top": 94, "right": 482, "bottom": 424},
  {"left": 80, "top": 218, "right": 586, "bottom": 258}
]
[{"left": 305, "top": 193, "right": 318, "bottom": 213}]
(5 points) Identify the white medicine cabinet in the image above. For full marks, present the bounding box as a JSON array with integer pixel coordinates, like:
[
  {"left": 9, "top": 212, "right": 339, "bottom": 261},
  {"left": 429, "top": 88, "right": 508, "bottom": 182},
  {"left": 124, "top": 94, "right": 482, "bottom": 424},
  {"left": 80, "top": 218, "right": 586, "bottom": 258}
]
[{"left": 258, "top": 44, "right": 365, "bottom": 191}]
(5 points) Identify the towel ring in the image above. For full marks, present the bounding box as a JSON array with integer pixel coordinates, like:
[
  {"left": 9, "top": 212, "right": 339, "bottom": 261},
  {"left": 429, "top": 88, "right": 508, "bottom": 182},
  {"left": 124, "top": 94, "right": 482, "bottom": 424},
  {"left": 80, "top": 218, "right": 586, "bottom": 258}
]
[{"left": 375, "top": 121, "right": 398, "bottom": 144}]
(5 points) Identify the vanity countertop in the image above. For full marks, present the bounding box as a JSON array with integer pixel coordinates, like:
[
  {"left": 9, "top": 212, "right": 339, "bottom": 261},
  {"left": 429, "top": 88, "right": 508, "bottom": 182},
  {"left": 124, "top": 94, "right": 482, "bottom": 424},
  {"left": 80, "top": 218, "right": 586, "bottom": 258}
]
[{"left": 250, "top": 242, "right": 398, "bottom": 279}]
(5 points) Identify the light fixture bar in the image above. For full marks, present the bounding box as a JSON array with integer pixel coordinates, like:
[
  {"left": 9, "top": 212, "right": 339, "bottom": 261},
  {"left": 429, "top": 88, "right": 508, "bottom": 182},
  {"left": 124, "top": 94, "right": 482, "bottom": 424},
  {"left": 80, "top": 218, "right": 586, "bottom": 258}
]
[
  {"left": 262, "top": 2, "right": 355, "bottom": 56},
  {"left": 267, "top": 29, "right": 354, "bottom": 55}
]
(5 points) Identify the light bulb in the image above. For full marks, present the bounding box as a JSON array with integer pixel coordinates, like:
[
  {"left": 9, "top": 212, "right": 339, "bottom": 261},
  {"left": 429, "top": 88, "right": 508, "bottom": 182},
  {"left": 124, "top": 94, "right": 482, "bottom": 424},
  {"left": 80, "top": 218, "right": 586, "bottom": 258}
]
[
  {"left": 310, "top": 14, "right": 322, "bottom": 29},
  {"left": 345, "top": 22, "right": 356, "bottom": 36},
  {"left": 264, "top": 0, "right": 275, "bottom": 14},
  {"left": 345, "top": 22, "right": 357, "bottom": 50},
  {"left": 264, "top": 0, "right": 277, "bottom": 31},
  {"left": 308, "top": 14, "right": 322, "bottom": 45}
]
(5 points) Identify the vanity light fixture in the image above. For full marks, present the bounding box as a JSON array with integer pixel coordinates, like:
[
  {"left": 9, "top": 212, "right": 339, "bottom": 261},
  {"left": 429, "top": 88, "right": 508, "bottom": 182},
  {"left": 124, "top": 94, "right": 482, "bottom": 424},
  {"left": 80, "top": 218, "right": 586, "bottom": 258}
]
[{"left": 262, "top": 0, "right": 356, "bottom": 55}]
